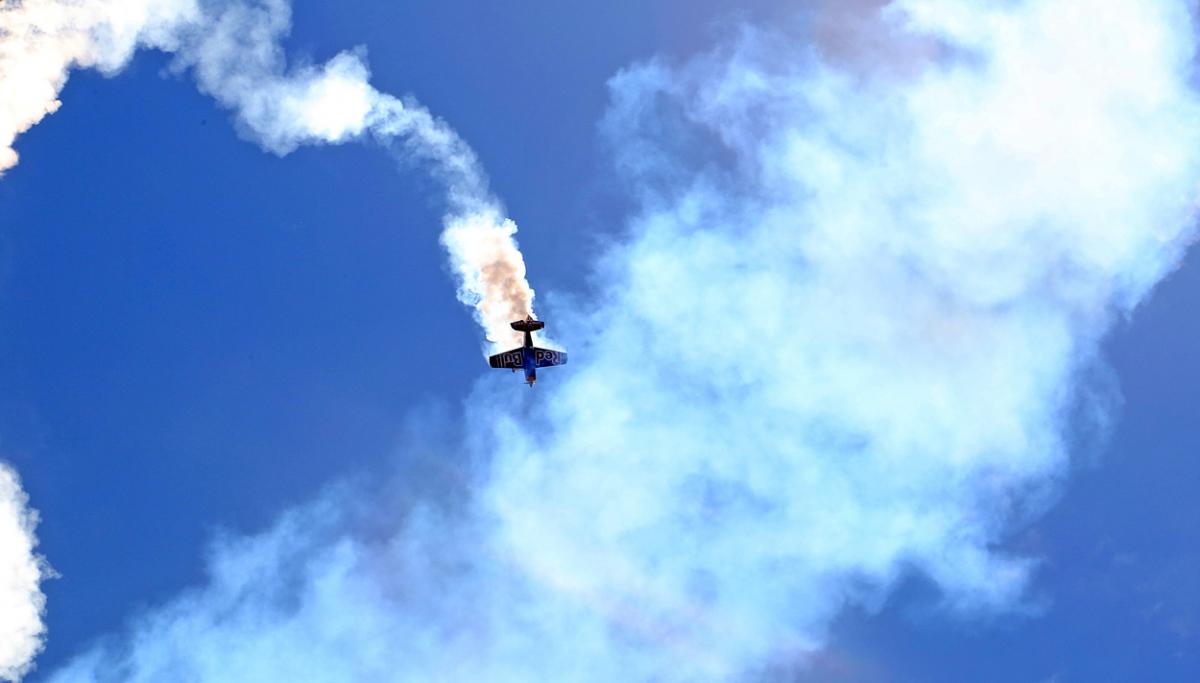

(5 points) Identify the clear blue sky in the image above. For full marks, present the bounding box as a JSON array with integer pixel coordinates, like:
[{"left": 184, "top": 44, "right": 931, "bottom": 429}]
[{"left": 1, "top": 1, "right": 1196, "bottom": 681}]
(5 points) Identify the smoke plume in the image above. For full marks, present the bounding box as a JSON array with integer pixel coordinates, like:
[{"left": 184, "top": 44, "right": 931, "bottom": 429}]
[
  {"left": 0, "top": 463, "right": 48, "bottom": 682},
  {"left": 0, "top": 0, "right": 534, "bottom": 348},
  {"left": 36, "top": 0, "right": 1200, "bottom": 681}
]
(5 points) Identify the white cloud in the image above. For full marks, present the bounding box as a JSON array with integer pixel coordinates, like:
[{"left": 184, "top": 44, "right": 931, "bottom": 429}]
[
  {"left": 0, "top": 463, "right": 49, "bottom": 682},
  {"left": 40, "top": 0, "right": 1200, "bottom": 681}
]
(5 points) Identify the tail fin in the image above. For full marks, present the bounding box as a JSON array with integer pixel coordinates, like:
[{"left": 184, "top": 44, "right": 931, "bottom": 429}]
[{"left": 510, "top": 316, "right": 545, "bottom": 333}]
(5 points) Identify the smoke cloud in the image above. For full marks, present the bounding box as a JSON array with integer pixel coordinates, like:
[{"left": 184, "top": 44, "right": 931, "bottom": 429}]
[
  {"left": 32, "top": 0, "right": 1200, "bottom": 681},
  {"left": 0, "top": 463, "right": 48, "bottom": 682},
  {"left": 0, "top": 0, "right": 534, "bottom": 348}
]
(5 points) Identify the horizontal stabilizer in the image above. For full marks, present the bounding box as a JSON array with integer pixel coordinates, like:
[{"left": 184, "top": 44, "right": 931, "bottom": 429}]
[{"left": 511, "top": 317, "right": 545, "bottom": 333}]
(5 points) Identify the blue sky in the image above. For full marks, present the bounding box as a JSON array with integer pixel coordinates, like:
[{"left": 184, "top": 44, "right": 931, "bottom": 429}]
[{"left": 0, "top": 1, "right": 1197, "bottom": 681}]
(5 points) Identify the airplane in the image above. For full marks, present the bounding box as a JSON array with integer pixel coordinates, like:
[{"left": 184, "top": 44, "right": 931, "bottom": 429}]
[{"left": 488, "top": 315, "right": 567, "bottom": 387}]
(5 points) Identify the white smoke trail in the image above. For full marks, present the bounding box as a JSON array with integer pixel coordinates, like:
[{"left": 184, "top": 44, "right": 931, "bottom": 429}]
[
  {"left": 0, "top": 0, "right": 196, "bottom": 173},
  {"left": 0, "top": 0, "right": 533, "bottom": 348},
  {"left": 38, "top": 0, "right": 1200, "bottom": 681},
  {"left": 0, "top": 463, "right": 48, "bottom": 683}
]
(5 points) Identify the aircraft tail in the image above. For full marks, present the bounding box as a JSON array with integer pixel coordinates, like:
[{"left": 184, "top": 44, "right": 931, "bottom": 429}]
[{"left": 511, "top": 317, "right": 545, "bottom": 333}]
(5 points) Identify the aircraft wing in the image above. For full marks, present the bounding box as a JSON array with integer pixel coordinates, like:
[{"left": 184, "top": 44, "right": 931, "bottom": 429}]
[
  {"left": 488, "top": 348, "right": 524, "bottom": 369},
  {"left": 532, "top": 348, "right": 567, "bottom": 368}
]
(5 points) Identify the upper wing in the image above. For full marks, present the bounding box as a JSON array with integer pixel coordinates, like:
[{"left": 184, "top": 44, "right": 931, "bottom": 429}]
[
  {"left": 532, "top": 348, "right": 567, "bottom": 368},
  {"left": 488, "top": 348, "right": 524, "bottom": 369}
]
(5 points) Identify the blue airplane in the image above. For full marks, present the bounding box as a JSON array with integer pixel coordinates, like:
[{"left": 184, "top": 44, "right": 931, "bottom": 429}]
[{"left": 488, "top": 315, "right": 567, "bottom": 387}]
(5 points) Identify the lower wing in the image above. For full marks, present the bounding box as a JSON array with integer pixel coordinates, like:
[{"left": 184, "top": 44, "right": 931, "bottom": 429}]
[
  {"left": 488, "top": 349, "right": 524, "bottom": 369},
  {"left": 532, "top": 348, "right": 567, "bottom": 368}
]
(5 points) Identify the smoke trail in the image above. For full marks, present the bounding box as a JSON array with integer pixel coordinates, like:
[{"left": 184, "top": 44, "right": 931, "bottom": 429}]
[
  {"left": 0, "top": 0, "right": 533, "bottom": 347},
  {"left": 0, "top": 463, "right": 48, "bottom": 683},
  {"left": 38, "top": 0, "right": 1200, "bottom": 681}
]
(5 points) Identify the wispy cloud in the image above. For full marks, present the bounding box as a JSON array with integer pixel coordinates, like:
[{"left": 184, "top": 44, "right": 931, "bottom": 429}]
[
  {"left": 0, "top": 463, "right": 49, "bottom": 682},
  {"left": 28, "top": 0, "right": 1200, "bottom": 680}
]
